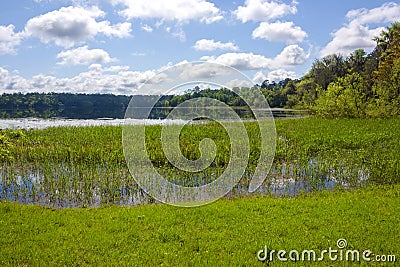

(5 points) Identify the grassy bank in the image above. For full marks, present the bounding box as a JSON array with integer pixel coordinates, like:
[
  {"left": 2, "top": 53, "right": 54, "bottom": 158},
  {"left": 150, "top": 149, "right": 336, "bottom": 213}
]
[{"left": 1, "top": 185, "right": 399, "bottom": 266}]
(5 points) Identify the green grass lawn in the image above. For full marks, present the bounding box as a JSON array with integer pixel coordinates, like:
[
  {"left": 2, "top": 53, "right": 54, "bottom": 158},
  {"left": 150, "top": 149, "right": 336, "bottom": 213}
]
[{"left": 1, "top": 185, "right": 399, "bottom": 266}]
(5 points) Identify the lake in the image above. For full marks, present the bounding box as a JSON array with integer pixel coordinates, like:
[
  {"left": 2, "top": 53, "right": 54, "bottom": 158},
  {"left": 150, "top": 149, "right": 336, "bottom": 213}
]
[
  {"left": 0, "top": 118, "right": 188, "bottom": 130},
  {"left": 0, "top": 108, "right": 308, "bottom": 130}
]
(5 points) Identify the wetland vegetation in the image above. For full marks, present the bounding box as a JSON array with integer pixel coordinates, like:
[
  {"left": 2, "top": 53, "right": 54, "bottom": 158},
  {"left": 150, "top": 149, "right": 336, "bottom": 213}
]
[{"left": 1, "top": 117, "right": 399, "bottom": 207}]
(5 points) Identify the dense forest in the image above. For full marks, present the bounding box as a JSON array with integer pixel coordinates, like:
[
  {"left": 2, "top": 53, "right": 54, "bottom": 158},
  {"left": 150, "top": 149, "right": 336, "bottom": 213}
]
[
  {"left": 0, "top": 23, "right": 399, "bottom": 119},
  {"left": 0, "top": 93, "right": 131, "bottom": 119}
]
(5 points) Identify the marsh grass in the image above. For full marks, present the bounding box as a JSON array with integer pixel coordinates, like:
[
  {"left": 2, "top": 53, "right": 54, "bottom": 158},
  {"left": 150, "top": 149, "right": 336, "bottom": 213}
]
[{"left": 0, "top": 117, "right": 399, "bottom": 207}]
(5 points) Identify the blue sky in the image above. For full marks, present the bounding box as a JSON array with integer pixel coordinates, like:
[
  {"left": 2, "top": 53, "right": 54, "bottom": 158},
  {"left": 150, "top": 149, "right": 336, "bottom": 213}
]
[{"left": 0, "top": 0, "right": 399, "bottom": 95}]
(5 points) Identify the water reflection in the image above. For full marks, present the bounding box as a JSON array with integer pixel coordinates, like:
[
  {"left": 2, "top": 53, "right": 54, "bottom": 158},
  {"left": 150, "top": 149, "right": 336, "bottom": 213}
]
[{"left": 0, "top": 160, "right": 369, "bottom": 208}]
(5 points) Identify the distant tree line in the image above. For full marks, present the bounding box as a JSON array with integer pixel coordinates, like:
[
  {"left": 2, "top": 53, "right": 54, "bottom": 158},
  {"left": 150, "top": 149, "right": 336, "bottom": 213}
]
[
  {"left": 0, "top": 90, "right": 258, "bottom": 119},
  {"left": 0, "top": 93, "right": 131, "bottom": 119},
  {"left": 1, "top": 23, "right": 399, "bottom": 119}
]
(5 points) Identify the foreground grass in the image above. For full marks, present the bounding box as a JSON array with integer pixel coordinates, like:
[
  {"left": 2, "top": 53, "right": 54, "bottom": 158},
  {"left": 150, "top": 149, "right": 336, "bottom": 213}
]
[{"left": 1, "top": 185, "right": 399, "bottom": 266}]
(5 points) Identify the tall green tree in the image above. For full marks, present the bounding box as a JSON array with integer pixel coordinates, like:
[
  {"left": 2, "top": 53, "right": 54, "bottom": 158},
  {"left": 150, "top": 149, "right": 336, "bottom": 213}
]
[
  {"left": 370, "top": 22, "right": 400, "bottom": 116},
  {"left": 314, "top": 73, "right": 368, "bottom": 118},
  {"left": 346, "top": 49, "right": 367, "bottom": 74},
  {"left": 309, "top": 54, "right": 347, "bottom": 90},
  {"left": 291, "top": 78, "right": 321, "bottom": 109}
]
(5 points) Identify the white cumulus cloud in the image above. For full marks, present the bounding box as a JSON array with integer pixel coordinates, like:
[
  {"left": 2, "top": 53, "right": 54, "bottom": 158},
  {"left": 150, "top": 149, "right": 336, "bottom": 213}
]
[
  {"left": 193, "top": 39, "right": 239, "bottom": 51},
  {"left": 252, "top": 21, "right": 307, "bottom": 43},
  {"left": 0, "top": 24, "right": 23, "bottom": 55},
  {"left": 110, "top": 0, "right": 223, "bottom": 24},
  {"left": 253, "top": 71, "right": 267, "bottom": 84},
  {"left": 267, "top": 69, "right": 297, "bottom": 82},
  {"left": 25, "top": 6, "right": 131, "bottom": 47},
  {"left": 141, "top": 24, "right": 153, "bottom": 32},
  {"left": 56, "top": 46, "right": 117, "bottom": 66},
  {"left": 233, "top": 0, "right": 297, "bottom": 23},
  {"left": 273, "top": 44, "right": 309, "bottom": 67},
  {"left": 346, "top": 2, "right": 400, "bottom": 25},
  {"left": 201, "top": 52, "right": 271, "bottom": 70},
  {"left": 321, "top": 2, "right": 400, "bottom": 57},
  {"left": 0, "top": 65, "right": 157, "bottom": 95},
  {"left": 201, "top": 44, "right": 308, "bottom": 70}
]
